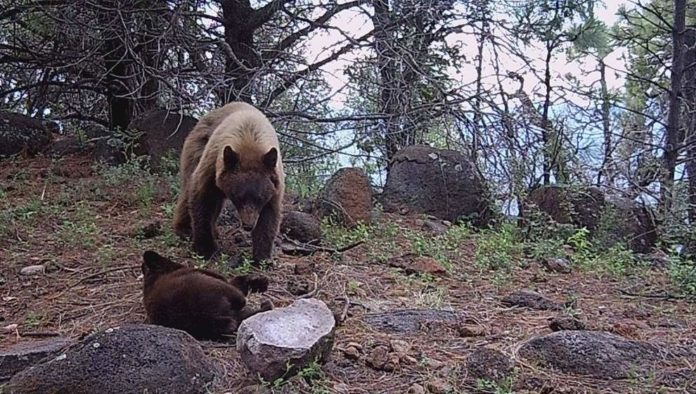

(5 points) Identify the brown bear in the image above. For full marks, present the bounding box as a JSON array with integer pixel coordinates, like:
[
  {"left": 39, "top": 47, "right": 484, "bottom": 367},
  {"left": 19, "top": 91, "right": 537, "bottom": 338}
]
[
  {"left": 141, "top": 250, "right": 273, "bottom": 340},
  {"left": 173, "top": 102, "right": 285, "bottom": 262}
]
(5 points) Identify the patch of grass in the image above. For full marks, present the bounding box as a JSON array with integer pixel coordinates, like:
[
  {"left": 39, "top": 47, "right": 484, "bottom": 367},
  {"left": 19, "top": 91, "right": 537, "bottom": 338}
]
[
  {"left": 414, "top": 284, "right": 447, "bottom": 308},
  {"left": 321, "top": 218, "right": 371, "bottom": 248},
  {"left": 670, "top": 258, "right": 696, "bottom": 298},
  {"left": 59, "top": 219, "right": 99, "bottom": 249},
  {"left": 474, "top": 222, "right": 523, "bottom": 271},
  {"left": 96, "top": 244, "right": 117, "bottom": 268},
  {"left": 528, "top": 237, "right": 566, "bottom": 260},
  {"left": 159, "top": 227, "right": 183, "bottom": 247},
  {"left": 475, "top": 376, "right": 515, "bottom": 394},
  {"left": 97, "top": 157, "right": 150, "bottom": 187},
  {"left": 25, "top": 312, "right": 45, "bottom": 329},
  {"left": 136, "top": 180, "right": 156, "bottom": 209},
  {"left": 563, "top": 228, "right": 643, "bottom": 278}
]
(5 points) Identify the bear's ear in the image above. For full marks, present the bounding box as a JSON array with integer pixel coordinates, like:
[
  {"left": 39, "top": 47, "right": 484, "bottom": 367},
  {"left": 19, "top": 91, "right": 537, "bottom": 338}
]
[
  {"left": 142, "top": 250, "right": 164, "bottom": 272},
  {"left": 263, "top": 147, "right": 278, "bottom": 170},
  {"left": 223, "top": 146, "right": 239, "bottom": 171}
]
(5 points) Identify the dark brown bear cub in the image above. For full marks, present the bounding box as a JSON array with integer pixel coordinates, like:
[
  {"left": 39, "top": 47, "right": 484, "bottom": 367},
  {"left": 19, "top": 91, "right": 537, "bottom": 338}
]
[
  {"left": 173, "top": 102, "right": 285, "bottom": 263},
  {"left": 141, "top": 250, "right": 272, "bottom": 340}
]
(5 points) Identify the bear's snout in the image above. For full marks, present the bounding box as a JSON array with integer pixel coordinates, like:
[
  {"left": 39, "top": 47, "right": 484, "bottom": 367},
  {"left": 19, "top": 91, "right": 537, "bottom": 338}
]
[{"left": 238, "top": 205, "right": 259, "bottom": 231}]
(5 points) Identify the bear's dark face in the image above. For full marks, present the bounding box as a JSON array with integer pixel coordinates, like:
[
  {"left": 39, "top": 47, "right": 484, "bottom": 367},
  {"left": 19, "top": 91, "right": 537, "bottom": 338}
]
[
  {"left": 142, "top": 250, "right": 184, "bottom": 292},
  {"left": 217, "top": 146, "right": 280, "bottom": 231}
]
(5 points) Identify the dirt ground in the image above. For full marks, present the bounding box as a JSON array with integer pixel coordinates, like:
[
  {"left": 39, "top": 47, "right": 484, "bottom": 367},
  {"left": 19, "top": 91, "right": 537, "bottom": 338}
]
[{"left": 1, "top": 154, "right": 695, "bottom": 393}]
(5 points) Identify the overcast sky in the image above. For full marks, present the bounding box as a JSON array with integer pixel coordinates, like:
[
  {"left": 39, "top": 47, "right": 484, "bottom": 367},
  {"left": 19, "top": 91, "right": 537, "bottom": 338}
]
[{"left": 300, "top": 0, "right": 631, "bottom": 110}]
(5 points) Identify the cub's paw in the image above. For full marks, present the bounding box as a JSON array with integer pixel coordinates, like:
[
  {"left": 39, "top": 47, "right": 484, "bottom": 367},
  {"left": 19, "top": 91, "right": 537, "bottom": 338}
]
[
  {"left": 260, "top": 298, "right": 274, "bottom": 312},
  {"left": 245, "top": 274, "right": 270, "bottom": 294}
]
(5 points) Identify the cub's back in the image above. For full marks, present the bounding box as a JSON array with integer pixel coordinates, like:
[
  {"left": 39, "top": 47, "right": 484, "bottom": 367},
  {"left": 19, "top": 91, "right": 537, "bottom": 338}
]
[{"left": 144, "top": 269, "right": 246, "bottom": 327}]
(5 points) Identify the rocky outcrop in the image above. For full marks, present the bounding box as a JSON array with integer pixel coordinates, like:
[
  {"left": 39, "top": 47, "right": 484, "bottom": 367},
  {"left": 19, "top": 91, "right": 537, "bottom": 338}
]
[
  {"left": 5, "top": 324, "right": 218, "bottom": 394},
  {"left": 0, "top": 112, "right": 52, "bottom": 158},
  {"left": 317, "top": 168, "right": 372, "bottom": 228},
  {"left": 381, "top": 145, "right": 493, "bottom": 226}
]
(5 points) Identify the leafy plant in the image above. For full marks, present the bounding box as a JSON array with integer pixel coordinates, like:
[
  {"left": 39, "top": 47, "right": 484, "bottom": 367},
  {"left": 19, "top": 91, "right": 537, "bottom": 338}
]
[
  {"left": 475, "top": 222, "right": 522, "bottom": 271},
  {"left": 670, "top": 259, "right": 696, "bottom": 298}
]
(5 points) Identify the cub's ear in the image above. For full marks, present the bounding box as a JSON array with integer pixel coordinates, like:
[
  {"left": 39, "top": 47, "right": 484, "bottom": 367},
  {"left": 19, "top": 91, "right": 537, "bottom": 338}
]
[
  {"left": 142, "top": 250, "right": 163, "bottom": 274},
  {"left": 223, "top": 146, "right": 239, "bottom": 170},
  {"left": 263, "top": 147, "right": 278, "bottom": 170}
]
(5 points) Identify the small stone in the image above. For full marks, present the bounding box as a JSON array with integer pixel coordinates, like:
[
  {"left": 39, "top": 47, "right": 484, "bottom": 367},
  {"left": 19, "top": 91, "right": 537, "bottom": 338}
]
[
  {"left": 426, "top": 378, "right": 452, "bottom": 393},
  {"left": 286, "top": 280, "right": 312, "bottom": 296},
  {"left": 281, "top": 211, "right": 321, "bottom": 243},
  {"left": 502, "top": 290, "right": 561, "bottom": 311},
  {"left": 366, "top": 345, "right": 398, "bottom": 372},
  {"left": 390, "top": 339, "right": 411, "bottom": 355},
  {"left": 237, "top": 385, "right": 270, "bottom": 394},
  {"left": 237, "top": 298, "right": 336, "bottom": 381},
  {"left": 20, "top": 265, "right": 45, "bottom": 276},
  {"left": 343, "top": 346, "right": 361, "bottom": 360},
  {"left": 138, "top": 221, "right": 162, "bottom": 239},
  {"left": 389, "top": 254, "right": 447, "bottom": 276},
  {"left": 542, "top": 257, "right": 572, "bottom": 274},
  {"left": 458, "top": 325, "right": 485, "bottom": 337},
  {"left": 424, "top": 358, "right": 445, "bottom": 370},
  {"left": 423, "top": 220, "right": 448, "bottom": 236},
  {"left": 408, "top": 383, "right": 426, "bottom": 394},
  {"left": 293, "top": 262, "right": 316, "bottom": 275},
  {"left": 465, "top": 347, "right": 515, "bottom": 384},
  {"left": 549, "top": 315, "right": 586, "bottom": 331},
  {"left": 346, "top": 341, "right": 363, "bottom": 350}
]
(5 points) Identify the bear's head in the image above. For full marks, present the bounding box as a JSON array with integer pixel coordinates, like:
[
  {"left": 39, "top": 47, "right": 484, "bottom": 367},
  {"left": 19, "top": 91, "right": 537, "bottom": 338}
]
[
  {"left": 216, "top": 145, "right": 281, "bottom": 231},
  {"left": 142, "top": 250, "right": 184, "bottom": 292}
]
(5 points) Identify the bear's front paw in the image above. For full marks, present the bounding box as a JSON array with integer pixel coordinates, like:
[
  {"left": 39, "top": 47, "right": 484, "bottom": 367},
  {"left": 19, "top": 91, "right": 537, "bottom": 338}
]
[
  {"left": 193, "top": 239, "right": 218, "bottom": 260},
  {"left": 244, "top": 274, "right": 270, "bottom": 294},
  {"left": 260, "top": 298, "right": 274, "bottom": 312}
]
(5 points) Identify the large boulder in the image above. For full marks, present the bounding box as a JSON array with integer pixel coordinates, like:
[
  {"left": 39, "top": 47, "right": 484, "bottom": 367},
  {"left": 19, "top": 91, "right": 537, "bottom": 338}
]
[
  {"left": 527, "top": 185, "right": 657, "bottom": 252},
  {"left": 317, "top": 168, "right": 372, "bottom": 227},
  {"left": 129, "top": 109, "right": 198, "bottom": 169},
  {"left": 0, "top": 112, "right": 53, "bottom": 158},
  {"left": 518, "top": 330, "right": 670, "bottom": 379},
  {"left": 280, "top": 211, "right": 321, "bottom": 243},
  {"left": 237, "top": 298, "right": 336, "bottom": 381},
  {"left": 5, "top": 324, "right": 218, "bottom": 394},
  {"left": 381, "top": 145, "right": 493, "bottom": 225}
]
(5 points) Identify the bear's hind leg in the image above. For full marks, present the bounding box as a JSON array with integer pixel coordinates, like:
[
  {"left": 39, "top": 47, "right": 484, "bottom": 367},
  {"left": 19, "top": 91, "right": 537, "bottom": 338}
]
[{"left": 190, "top": 186, "right": 224, "bottom": 259}]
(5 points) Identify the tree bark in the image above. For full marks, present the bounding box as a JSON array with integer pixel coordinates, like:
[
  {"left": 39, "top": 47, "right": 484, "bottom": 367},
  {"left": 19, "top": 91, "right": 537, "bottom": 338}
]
[{"left": 660, "top": 0, "right": 686, "bottom": 217}]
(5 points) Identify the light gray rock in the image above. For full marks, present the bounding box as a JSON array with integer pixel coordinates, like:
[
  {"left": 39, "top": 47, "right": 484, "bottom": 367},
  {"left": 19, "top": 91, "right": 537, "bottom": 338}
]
[
  {"left": 237, "top": 298, "right": 336, "bottom": 381},
  {"left": 20, "top": 265, "right": 45, "bottom": 276}
]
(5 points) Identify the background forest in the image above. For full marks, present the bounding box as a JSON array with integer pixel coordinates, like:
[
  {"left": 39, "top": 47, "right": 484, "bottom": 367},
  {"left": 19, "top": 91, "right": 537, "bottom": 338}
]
[
  {"left": 2, "top": 1, "right": 696, "bottom": 392},
  {"left": 3, "top": 0, "right": 696, "bottom": 239}
]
